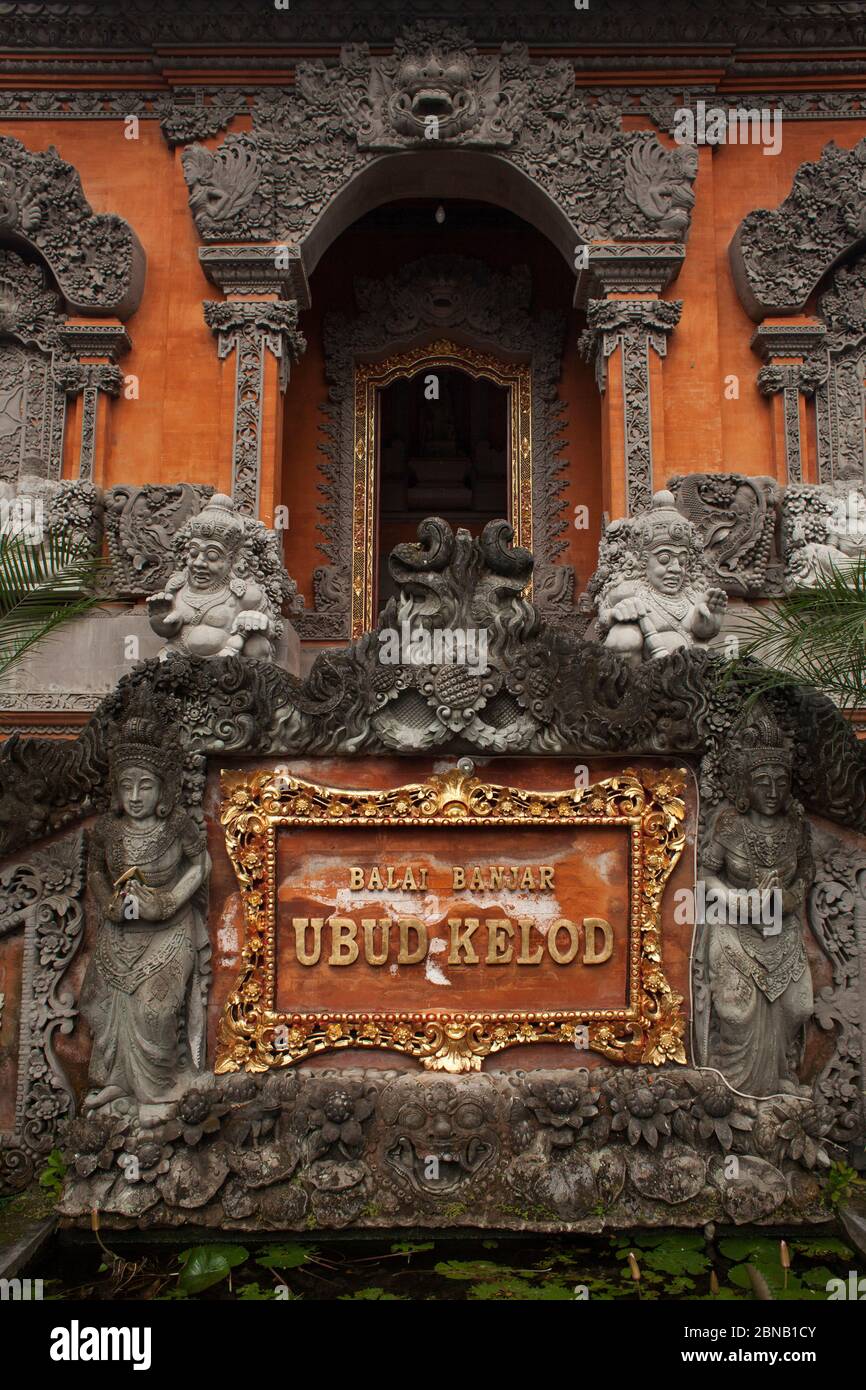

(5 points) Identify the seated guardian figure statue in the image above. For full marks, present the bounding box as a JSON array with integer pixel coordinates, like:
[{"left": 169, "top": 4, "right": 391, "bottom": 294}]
[
  {"left": 146, "top": 492, "right": 279, "bottom": 659},
  {"left": 586, "top": 490, "right": 727, "bottom": 663}
]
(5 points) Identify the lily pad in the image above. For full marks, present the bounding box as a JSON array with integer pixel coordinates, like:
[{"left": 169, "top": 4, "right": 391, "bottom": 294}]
[{"left": 177, "top": 1243, "right": 248, "bottom": 1295}]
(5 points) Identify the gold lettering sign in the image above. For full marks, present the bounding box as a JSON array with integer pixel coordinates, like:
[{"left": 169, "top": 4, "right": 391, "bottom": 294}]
[{"left": 216, "top": 766, "right": 687, "bottom": 1073}]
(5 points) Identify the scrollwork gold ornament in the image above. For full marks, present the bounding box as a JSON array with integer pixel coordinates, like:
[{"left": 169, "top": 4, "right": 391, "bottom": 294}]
[{"left": 217, "top": 765, "right": 687, "bottom": 1074}]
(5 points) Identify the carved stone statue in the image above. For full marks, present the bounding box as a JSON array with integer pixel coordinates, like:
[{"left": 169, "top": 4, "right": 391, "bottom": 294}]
[
  {"left": 782, "top": 483, "right": 866, "bottom": 590},
  {"left": 146, "top": 492, "right": 289, "bottom": 659},
  {"left": 587, "top": 490, "right": 727, "bottom": 664},
  {"left": 81, "top": 713, "right": 211, "bottom": 1125},
  {"left": 695, "top": 711, "right": 814, "bottom": 1097}
]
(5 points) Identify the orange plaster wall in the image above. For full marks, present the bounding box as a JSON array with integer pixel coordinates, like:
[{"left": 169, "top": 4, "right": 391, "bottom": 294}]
[
  {"left": 4, "top": 112, "right": 866, "bottom": 613},
  {"left": 0, "top": 116, "right": 238, "bottom": 493}
]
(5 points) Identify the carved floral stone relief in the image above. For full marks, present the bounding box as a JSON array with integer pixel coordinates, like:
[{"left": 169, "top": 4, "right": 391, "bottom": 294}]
[
  {"left": 180, "top": 24, "right": 698, "bottom": 255},
  {"left": 0, "top": 832, "right": 85, "bottom": 1193}
]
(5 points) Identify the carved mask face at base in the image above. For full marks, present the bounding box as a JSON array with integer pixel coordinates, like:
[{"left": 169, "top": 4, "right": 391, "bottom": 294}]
[
  {"left": 382, "top": 1079, "right": 498, "bottom": 1196},
  {"left": 186, "top": 539, "right": 231, "bottom": 591},
  {"left": 116, "top": 766, "right": 161, "bottom": 820},
  {"left": 647, "top": 544, "right": 688, "bottom": 596},
  {"left": 749, "top": 763, "right": 791, "bottom": 817}
]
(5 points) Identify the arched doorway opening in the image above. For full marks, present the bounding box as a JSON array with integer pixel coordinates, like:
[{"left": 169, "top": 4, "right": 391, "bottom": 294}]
[{"left": 282, "top": 198, "right": 603, "bottom": 650}]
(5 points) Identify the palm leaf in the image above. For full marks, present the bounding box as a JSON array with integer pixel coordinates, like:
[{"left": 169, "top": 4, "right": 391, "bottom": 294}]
[
  {"left": 0, "top": 529, "right": 103, "bottom": 680},
  {"left": 724, "top": 558, "right": 866, "bottom": 708}
]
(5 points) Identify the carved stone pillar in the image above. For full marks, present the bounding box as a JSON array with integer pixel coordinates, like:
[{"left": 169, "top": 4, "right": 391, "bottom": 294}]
[
  {"left": 55, "top": 325, "right": 129, "bottom": 483},
  {"left": 578, "top": 247, "right": 684, "bottom": 517},
  {"left": 201, "top": 248, "right": 307, "bottom": 523},
  {"left": 753, "top": 324, "right": 828, "bottom": 485}
]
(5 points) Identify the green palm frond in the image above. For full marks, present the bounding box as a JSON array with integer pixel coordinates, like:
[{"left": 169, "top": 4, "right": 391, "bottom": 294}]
[
  {"left": 0, "top": 528, "right": 103, "bottom": 680},
  {"left": 724, "top": 558, "right": 866, "bottom": 708}
]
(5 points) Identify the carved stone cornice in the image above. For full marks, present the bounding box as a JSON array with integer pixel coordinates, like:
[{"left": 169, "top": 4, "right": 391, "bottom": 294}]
[
  {"left": 0, "top": 135, "right": 145, "bottom": 318},
  {"left": 751, "top": 323, "right": 828, "bottom": 363},
  {"left": 731, "top": 135, "right": 866, "bottom": 321},
  {"left": 576, "top": 244, "right": 686, "bottom": 304},
  {"left": 180, "top": 25, "right": 699, "bottom": 255},
  {"left": 58, "top": 324, "right": 132, "bottom": 362},
  {"left": 4, "top": 1, "right": 866, "bottom": 54},
  {"left": 198, "top": 246, "right": 309, "bottom": 306}
]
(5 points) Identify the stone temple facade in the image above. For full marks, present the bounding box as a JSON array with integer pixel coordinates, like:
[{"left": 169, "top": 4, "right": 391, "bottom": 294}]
[{"left": 0, "top": 0, "right": 865, "bottom": 1235}]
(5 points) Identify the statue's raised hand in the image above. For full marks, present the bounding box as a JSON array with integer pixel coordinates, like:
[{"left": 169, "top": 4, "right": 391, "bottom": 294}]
[{"left": 146, "top": 592, "right": 181, "bottom": 627}]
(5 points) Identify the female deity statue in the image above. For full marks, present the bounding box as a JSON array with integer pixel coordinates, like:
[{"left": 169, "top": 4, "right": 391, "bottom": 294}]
[
  {"left": 593, "top": 491, "right": 727, "bottom": 664},
  {"left": 695, "top": 711, "right": 814, "bottom": 1096},
  {"left": 81, "top": 713, "right": 211, "bottom": 1125},
  {"left": 146, "top": 492, "right": 276, "bottom": 659}
]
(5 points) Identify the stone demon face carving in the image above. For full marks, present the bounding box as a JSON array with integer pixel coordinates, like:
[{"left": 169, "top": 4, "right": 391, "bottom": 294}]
[
  {"left": 389, "top": 46, "right": 477, "bottom": 138},
  {"left": 379, "top": 1075, "right": 500, "bottom": 1197}
]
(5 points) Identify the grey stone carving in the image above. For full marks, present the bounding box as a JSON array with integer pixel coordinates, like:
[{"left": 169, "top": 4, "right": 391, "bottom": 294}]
[
  {"left": 668, "top": 473, "right": 782, "bottom": 598},
  {"left": 146, "top": 492, "right": 300, "bottom": 660},
  {"left": 181, "top": 25, "right": 698, "bottom": 253},
  {"left": 3, "top": 515, "right": 866, "bottom": 858},
  {"left": 0, "top": 249, "right": 70, "bottom": 481},
  {"left": 581, "top": 491, "right": 727, "bottom": 665},
  {"left": 0, "top": 249, "right": 132, "bottom": 483},
  {"left": 309, "top": 255, "right": 568, "bottom": 641},
  {"left": 355, "top": 26, "right": 522, "bottom": 150},
  {"left": 781, "top": 482, "right": 866, "bottom": 590},
  {"left": 4, "top": 0, "right": 866, "bottom": 54},
  {"left": 159, "top": 88, "right": 249, "bottom": 146},
  {"left": 809, "top": 835, "right": 866, "bottom": 1143},
  {"left": 730, "top": 134, "right": 866, "bottom": 320},
  {"left": 0, "top": 473, "right": 103, "bottom": 557},
  {"left": 0, "top": 831, "right": 85, "bottom": 1194},
  {"left": 81, "top": 710, "right": 211, "bottom": 1126},
  {"left": 106, "top": 483, "right": 215, "bottom": 597},
  {"left": 203, "top": 300, "right": 306, "bottom": 517},
  {"left": 753, "top": 326, "right": 829, "bottom": 487},
  {"left": 694, "top": 710, "right": 815, "bottom": 1097},
  {"left": 814, "top": 250, "right": 866, "bottom": 484},
  {"left": 580, "top": 299, "right": 682, "bottom": 515},
  {"left": 58, "top": 362, "right": 125, "bottom": 481},
  {"left": 55, "top": 1063, "right": 838, "bottom": 1231},
  {"left": 0, "top": 134, "right": 145, "bottom": 317}
]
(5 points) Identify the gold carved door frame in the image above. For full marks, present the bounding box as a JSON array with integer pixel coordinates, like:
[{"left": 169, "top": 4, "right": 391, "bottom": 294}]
[{"left": 351, "top": 337, "right": 533, "bottom": 637}]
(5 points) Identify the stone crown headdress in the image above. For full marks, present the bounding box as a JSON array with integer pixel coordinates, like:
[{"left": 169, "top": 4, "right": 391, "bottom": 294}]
[
  {"left": 731, "top": 709, "right": 793, "bottom": 775},
  {"left": 112, "top": 714, "right": 179, "bottom": 777},
  {"left": 185, "top": 492, "right": 245, "bottom": 552},
  {"left": 634, "top": 490, "right": 698, "bottom": 551}
]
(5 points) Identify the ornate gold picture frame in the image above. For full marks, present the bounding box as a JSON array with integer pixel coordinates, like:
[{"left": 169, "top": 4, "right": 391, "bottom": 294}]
[
  {"left": 216, "top": 765, "right": 687, "bottom": 1074},
  {"left": 351, "top": 338, "right": 533, "bottom": 637}
]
